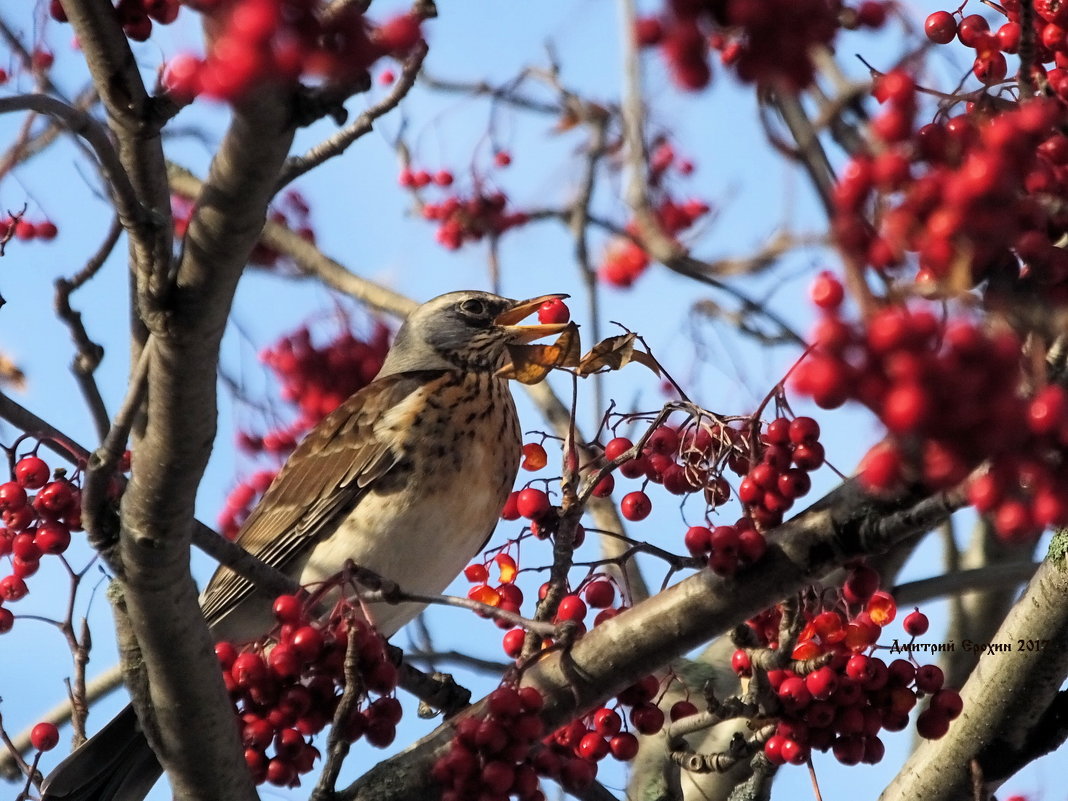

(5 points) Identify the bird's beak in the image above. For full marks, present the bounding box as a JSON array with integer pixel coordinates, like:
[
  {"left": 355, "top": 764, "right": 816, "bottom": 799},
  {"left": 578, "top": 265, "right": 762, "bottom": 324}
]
[{"left": 495, "top": 294, "right": 572, "bottom": 343}]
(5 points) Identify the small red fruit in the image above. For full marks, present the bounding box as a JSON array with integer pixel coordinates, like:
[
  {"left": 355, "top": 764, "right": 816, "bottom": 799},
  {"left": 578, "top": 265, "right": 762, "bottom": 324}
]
[
  {"left": 14, "top": 457, "right": 49, "bottom": 489},
  {"left": 620, "top": 491, "right": 652, "bottom": 521},
  {"left": 903, "top": 608, "right": 929, "bottom": 636},
  {"left": 31, "top": 722, "right": 59, "bottom": 752},
  {"left": 516, "top": 487, "right": 551, "bottom": 519}
]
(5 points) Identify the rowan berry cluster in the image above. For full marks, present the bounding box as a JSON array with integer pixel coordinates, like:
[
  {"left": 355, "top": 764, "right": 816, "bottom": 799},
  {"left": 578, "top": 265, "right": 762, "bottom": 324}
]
[
  {"left": 0, "top": 452, "right": 82, "bottom": 633},
  {"left": 834, "top": 76, "right": 1068, "bottom": 294},
  {"left": 432, "top": 676, "right": 664, "bottom": 799},
  {"left": 162, "top": 2, "right": 423, "bottom": 101},
  {"left": 596, "top": 412, "right": 825, "bottom": 559},
  {"left": 218, "top": 320, "right": 389, "bottom": 536},
  {"left": 598, "top": 197, "right": 709, "bottom": 288},
  {"left": 49, "top": 0, "right": 179, "bottom": 42},
  {"left": 219, "top": 593, "right": 399, "bottom": 787},
  {"left": 0, "top": 216, "right": 59, "bottom": 243},
  {"left": 738, "top": 566, "right": 962, "bottom": 767},
  {"left": 400, "top": 159, "right": 529, "bottom": 251},
  {"left": 795, "top": 272, "right": 1068, "bottom": 542},
  {"left": 636, "top": 0, "right": 887, "bottom": 92}
]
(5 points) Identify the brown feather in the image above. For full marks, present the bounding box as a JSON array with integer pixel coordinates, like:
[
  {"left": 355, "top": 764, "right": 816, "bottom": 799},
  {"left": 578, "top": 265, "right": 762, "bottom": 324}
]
[{"left": 199, "top": 370, "right": 449, "bottom": 630}]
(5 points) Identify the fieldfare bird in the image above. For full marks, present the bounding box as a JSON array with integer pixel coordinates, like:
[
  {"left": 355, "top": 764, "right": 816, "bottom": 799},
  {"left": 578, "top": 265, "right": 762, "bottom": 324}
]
[{"left": 42, "top": 289, "right": 569, "bottom": 801}]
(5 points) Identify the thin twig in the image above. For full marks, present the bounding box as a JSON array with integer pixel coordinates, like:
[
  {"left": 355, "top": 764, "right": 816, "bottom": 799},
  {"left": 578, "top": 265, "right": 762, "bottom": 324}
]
[
  {"left": 54, "top": 217, "right": 123, "bottom": 442},
  {"left": 277, "top": 42, "right": 428, "bottom": 188}
]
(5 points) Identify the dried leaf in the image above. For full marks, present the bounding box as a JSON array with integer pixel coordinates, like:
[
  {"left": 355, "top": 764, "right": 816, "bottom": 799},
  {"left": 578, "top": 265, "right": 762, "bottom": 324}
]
[
  {"left": 0, "top": 352, "right": 26, "bottom": 391},
  {"left": 577, "top": 333, "right": 661, "bottom": 377},
  {"left": 497, "top": 323, "right": 582, "bottom": 385}
]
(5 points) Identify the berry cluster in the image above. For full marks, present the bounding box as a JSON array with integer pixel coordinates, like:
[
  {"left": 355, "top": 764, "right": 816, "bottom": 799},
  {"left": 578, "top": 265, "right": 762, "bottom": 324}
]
[
  {"left": 795, "top": 272, "right": 1068, "bottom": 542},
  {"left": 922, "top": 2, "right": 1068, "bottom": 96},
  {"left": 834, "top": 76, "right": 1068, "bottom": 294},
  {"left": 0, "top": 453, "right": 82, "bottom": 633},
  {"left": 598, "top": 197, "right": 709, "bottom": 287},
  {"left": 218, "top": 320, "right": 389, "bottom": 537},
  {"left": 738, "top": 566, "right": 962, "bottom": 767},
  {"left": 49, "top": 0, "right": 179, "bottom": 42},
  {"left": 601, "top": 412, "right": 824, "bottom": 538},
  {"left": 162, "top": 3, "right": 423, "bottom": 102},
  {"left": 220, "top": 594, "right": 399, "bottom": 787},
  {"left": 433, "top": 675, "right": 662, "bottom": 800},
  {"left": 421, "top": 191, "right": 530, "bottom": 251},
  {"left": 636, "top": 0, "right": 887, "bottom": 92},
  {"left": 0, "top": 216, "right": 58, "bottom": 243}
]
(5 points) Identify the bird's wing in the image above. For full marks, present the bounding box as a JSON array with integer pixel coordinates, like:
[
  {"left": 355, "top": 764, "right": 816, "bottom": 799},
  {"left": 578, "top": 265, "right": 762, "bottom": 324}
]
[{"left": 200, "top": 370, "right": 446, "bottom": 629}]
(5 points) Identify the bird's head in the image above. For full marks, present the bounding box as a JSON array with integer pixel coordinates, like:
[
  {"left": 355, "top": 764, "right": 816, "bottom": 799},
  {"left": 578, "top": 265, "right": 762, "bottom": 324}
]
[{"left": 379, "top": 290, "right": 571, "bottom": 376}]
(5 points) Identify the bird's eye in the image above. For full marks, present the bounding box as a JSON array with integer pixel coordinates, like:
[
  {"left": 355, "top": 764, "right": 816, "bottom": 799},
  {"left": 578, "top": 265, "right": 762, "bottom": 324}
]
[{"left": 458, "top": 298, "right": 488, "bottom": 317}]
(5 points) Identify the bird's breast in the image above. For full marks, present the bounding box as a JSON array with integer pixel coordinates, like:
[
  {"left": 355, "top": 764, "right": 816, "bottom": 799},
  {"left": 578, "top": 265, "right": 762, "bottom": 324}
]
[{"left": 299, "top": 372, "right": 521, "bottom": 636}]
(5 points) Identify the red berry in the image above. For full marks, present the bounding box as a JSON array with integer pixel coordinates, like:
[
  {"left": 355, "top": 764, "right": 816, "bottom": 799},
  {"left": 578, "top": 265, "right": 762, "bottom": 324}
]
[
  {"left": 669, "top": 700, "right": 699, "bottom": 721},
  {"left": 14, "top": 457, "right": 49, "bottom": 489},
  {"left": 684, "top": 525, "right": 711, "bottom": 555},
  {"left": 494, "top": 151, "right": 512, "bottom": 167},
  {"left": 903, "top": 608, "right": 929, "bottom": 636},
  {"left": 731, "top": 649, "right": 752, "bottom": 676},
  {"left": 916, "top": 708, "right": 950, "bottom": 739},
  {"left": 593, "top": 707, "right": 622, "bottom": 736},
  {"left": 557, "top": 594, "right": 588, "bottom": 622},
  {"left": 609, "top": 731, "right": 639, "bottom": 760},
  {"left": 630, "top": 702, "right": 665, "bottom": 734},
  {"left": 516, "top": 487, "right": 551, "bottom": 519},
  {"left": 31, "top": 722, "right": 59, "bottom": 751},
  {"left": 924, "top": 10, "right": 957, "bottom": 44},
  {"left": 931, "top": 688, "right": 963, "bottom": 720},
  {"left": 583, "top": 580, "right": 615, "bottom": 608},
  {"left": 809, "top": 271, "right": 844, "bottom": 309},
  {"left": 0, "top": 482, "right": 28, "bottom": 510},
  {"left": 272, "top": 594, "right": 304, "bottom": 623},
  {"left": 915, "top": 664, "right": 944, "bottom": 693},
  {"left": 502, "top": 628, "right": 525, "bottom": 657},
  {"left": 35, "top": 522, "right": 71, "bottom": 555},
  {"left": 522, "top": 442, "right": 548, "bottom": 471},
  {"left": 604, "top": 437, "right": 634, "bottom": 462},
  {"left": 620, "top": 491, "right": 652, "bottom": 521},
  {"left": 0, "top": 575, "right": 28, "bottom": 601},
  {"left": 537, "top": 298, "right": 570, "bottom": 324}
]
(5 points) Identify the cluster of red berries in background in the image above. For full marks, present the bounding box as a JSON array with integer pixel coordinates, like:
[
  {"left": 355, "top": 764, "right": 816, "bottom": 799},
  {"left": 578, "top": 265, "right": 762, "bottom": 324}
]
[
  {"left": 0, "top": 452, "right": 82, "bottom": 633},
  {"left": 50, "top": 0, "right": 179, "bottom": 43},
  {"left": 399, "top": 160, "right": 529, "bottom": 251},
  {"left": 219, "top": 594, "right": 399, "bottom": 787},
  {"left": 739, "top": 565, "right": 962, "bottom": 767},
  {"left": 834, "top": 74, "right": 1068, "bottom": 295},
  {"left": 0, "top": 215, "right": 58, "bottom": 243},
  {"left": 923, "top": 1, "right": 1068, "bottom": 97},
  {"left": 432, "top": 675, "right": 669, "bottom": 800},
  {"left": 795, "top": 271, "right": 1068, "bottom": 542},
  {"left": 218, "top": 320, "right": 390, "bottom": 537},
  {"left": 158, "top": 2, "right": 423, "bottom": 101},
  {"left": 636, "top": 0, "right": 888, "bottom": 92},
  {"left": 598, "top": 197, "right": 709, "bottom": 287},
  {"left": 597, "top": 139, "right": 708, "bottom": 288}
]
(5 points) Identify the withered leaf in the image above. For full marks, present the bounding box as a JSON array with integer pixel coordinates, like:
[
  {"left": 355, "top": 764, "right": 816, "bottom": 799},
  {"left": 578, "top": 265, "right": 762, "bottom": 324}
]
[
  {"left": 497, "top": 323, "right": 581, "bottom": 385},
  {"left": 0, "top": 352, "right": 26, "bottom": 391},
  {"left": 576, "top": 333, "right": 661, "bottom": 377}
]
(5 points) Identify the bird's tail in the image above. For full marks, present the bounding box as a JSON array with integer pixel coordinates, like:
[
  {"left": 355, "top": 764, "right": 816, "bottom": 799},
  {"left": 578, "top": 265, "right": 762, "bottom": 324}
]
[{"left": 41, "top": 704, "right": 162, "bottom": 801}]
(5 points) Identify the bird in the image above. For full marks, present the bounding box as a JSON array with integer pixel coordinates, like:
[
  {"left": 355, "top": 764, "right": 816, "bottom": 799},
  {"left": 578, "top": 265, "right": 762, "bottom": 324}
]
[{"left": 41, "top": 289, "right": 570, "bottom": 801}]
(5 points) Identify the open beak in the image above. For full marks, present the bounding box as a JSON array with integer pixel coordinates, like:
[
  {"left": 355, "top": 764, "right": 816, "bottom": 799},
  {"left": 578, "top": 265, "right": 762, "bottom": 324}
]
[{"left": 495, "top": 293, "right": 572, "bottom": 344}]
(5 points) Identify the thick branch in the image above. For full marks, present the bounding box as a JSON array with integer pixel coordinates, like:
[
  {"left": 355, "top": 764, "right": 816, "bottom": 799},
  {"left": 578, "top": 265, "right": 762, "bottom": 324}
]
[
  {"left": 880, "top": 534, "right": 1068, "bottom": 801},
  {"left": 340, "top": 479, "right": 963, "bottom": 800}
]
